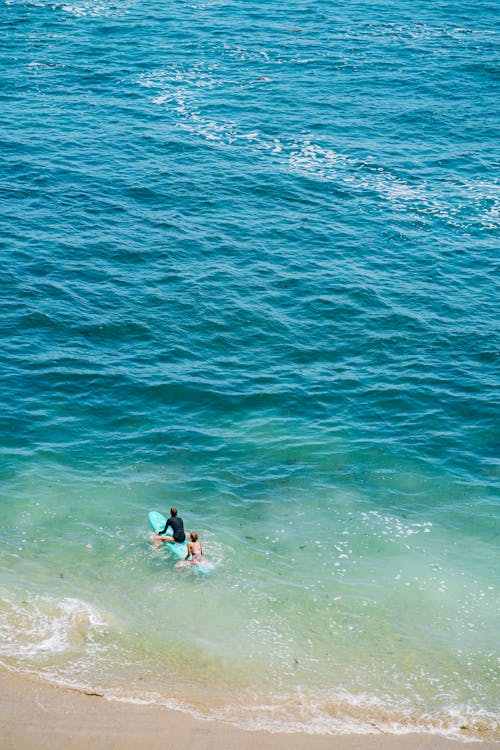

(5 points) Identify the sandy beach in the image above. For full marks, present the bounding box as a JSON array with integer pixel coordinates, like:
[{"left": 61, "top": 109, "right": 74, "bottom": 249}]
[{"left": 0, "top": 669, "right": 497, "bottom": 750}]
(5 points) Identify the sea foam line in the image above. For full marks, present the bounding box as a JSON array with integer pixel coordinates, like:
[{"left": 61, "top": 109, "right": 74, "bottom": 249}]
[{"left": 137, "top": 64, "right": 499, "bottom": 231}]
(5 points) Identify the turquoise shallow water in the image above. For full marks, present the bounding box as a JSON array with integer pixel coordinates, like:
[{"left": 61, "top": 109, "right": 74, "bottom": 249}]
[{"left": 1, "top": 0, "right": 499, "bottom": 739}]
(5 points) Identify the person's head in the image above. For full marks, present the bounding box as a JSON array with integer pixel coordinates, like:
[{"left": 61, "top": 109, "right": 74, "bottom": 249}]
[
  {"left": 190, "top": 532, "right": 198, "bottom": 542},
  {"left": 170, "top": 507, "right": 178, "bottom": 517}
]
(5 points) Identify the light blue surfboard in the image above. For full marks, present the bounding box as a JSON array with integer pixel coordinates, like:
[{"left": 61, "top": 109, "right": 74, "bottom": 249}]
[{"left": 148, "top": 511, "right": 211, "bottom": 574}]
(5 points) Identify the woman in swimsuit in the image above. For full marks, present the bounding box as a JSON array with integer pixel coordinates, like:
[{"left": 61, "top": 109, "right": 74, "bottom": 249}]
[{"left": 185, "top": 531, "right": 203, "bottom": 564}]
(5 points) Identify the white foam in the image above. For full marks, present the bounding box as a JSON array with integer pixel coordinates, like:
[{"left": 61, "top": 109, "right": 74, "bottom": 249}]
[
  {"left": 6, "top": 0, "right": 132, "bottom": 16},
  {"left": 200, "top": 687, "right": 491, "bottom": 741},
  {"left": 137, "top": 61, "right": 500, "bottom": 231},
  {"left": 47, "top": 672, "right": 491, "bottom": 741},
  {"left": 60, "top": 0, "right": 132, "bottom": 17},
  {"left": 0, "top": 590, "right": 107, "bottom": 660}
]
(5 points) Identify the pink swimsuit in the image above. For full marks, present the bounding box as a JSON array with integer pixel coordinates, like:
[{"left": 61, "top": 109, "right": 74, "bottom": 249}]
[{"left": 189, "top": 543, "right": 203, "bottom": 563}]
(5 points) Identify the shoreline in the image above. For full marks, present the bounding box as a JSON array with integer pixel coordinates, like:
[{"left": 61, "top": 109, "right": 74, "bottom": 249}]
[{"left": 1, "top": 668, "right": 498, "bottom": 750}]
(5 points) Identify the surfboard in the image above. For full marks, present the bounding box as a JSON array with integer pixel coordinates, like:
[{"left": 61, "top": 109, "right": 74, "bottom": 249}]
[
  {"left": 148, "top": 511, "right": 211, "bottom": 574},
  {"left": 148, "top": 511, "right": 188, "bottom": 559}
]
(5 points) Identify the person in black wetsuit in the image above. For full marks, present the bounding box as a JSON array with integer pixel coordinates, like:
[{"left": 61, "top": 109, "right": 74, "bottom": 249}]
[{"left": 153, "top": 507, "right": 186, "bottom": 548}]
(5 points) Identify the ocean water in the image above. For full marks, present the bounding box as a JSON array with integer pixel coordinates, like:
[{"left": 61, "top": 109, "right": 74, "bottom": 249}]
[{"left": 1, "top": 0, "right": 499, "bottom": 740}]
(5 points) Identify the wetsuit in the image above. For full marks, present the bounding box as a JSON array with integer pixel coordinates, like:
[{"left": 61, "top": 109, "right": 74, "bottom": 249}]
[{"left": 159, "top": 516, "right": 185, "bottom": 543}]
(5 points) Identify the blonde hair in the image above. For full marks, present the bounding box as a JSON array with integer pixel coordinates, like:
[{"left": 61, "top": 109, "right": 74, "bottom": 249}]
[{"left": 190, "top": 532, "right": 198, "bottom": 542}]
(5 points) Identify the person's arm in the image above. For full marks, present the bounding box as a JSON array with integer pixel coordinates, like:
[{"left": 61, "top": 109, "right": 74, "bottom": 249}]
[
  {"left": 184, "top": 542, "right": 192, "bottom": 561},
  {"left": 159, "top": 519, "right": 171, "bottom": 535}
]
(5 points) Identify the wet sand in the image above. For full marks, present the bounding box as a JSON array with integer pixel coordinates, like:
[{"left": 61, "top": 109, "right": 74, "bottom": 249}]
[{"left": 1, "top": 669, "right": 497, "bottom": 750}]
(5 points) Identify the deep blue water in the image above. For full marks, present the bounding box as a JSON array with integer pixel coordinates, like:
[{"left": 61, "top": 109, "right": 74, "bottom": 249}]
[{"left": 0, "top": 0, "right": 499, "bottom": 739}]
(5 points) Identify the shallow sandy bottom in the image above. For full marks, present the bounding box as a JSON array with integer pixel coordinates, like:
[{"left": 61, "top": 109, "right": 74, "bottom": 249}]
[{"left": 0, "top": 669, "right": 497, "bottom": 750}]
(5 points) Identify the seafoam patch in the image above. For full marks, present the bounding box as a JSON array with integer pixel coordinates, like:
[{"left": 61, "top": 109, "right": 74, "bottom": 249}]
[{"left": 0, "top": 589, "right": 107, "bottom": 661}]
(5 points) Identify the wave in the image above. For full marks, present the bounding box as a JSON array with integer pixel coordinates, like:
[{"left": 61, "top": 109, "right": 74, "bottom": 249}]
[
  {"left": 0, "top": 589, "right": 108, "bottom": 661},
  {"left": 4, "top": 662, "right": 497, "bottom": 741},
  {"left": 0, "top": 587, "right": 496, "bottom": 741}
]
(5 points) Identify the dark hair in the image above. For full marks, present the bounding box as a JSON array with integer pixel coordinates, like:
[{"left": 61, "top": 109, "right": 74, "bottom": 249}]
[
  {"left": 190, "top": 531, "right": 198, "bottom": 542},
  {"left": 170, "top": 507, "right": 178, "bottom": 517}
]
